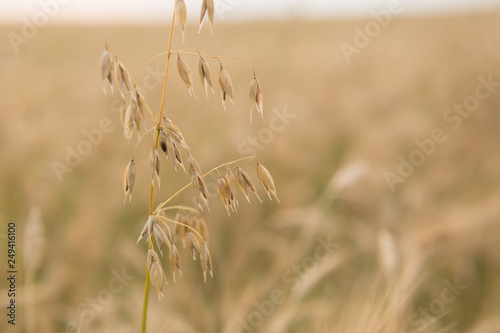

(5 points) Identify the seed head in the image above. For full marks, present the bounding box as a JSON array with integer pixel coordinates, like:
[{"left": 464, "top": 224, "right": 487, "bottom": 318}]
[
  {"left": 175, "top": 0, "right": 188, "bottom": 42},
  {"left": 159, "top": 129, "right": 169, "bottom": 154},
  {"left": 217, "top": 175, "right": 231, "bottom": 216},
  {"left": 186, "top": 231, "right": 201, "bottom": 260},
  {"left": 170, "top": 139, "right": 186, "bottom": 173},
  {"left": 123, "top": 159, "right": 136, "bottom": 203},
  {"left": 100, "top": 49, "right": 114, "bottom": 94},
  {"left": 123, "top": 98, "right": 137, "bottom": 140},
  {"left": 153, "top": 223, "right": 171, "bottom": 256},
  {"left": 148, "top": 249, "right": 167, "bottom": 300},
  {"left": 187, "top": 152, "right": 209, "bottom": 211},
  {"left": 199, "top": 56, "right": 214, "bottom": 98},
  {"left": 200, "top": 242, "right": 213, "bottom": 282},
  {"left": 249, "top": 77, "right": 264, "bottom": 123},
  {"left": 115, "top": 61, "right": 132, "bottom": 99},
  {"left": 169, "top": 243, "right": 182, "bottom": 283},
  {"left": 177, "top": 55, "right": 198, "bottom": 99},
  {"left": 236, "top": 165, "right": 261, "bottom": 203},
  {"left": 137, "top": 215, "right": 155, "bottom": 244},
  {"left": 150, "top": 147, "right": 161, "bottom": 188},
  {"left": 199, "top": 0, "right": 214, "bottom": 35},
  {"left": 226, "top": 168, "right": 239, "bottom": 211},
  {"left": 256, "top": 161, "right": 279, "bottom": 202},
  {"left": 163, "top": 117, "right": 187, "bottom": 148},
  {"left": 219, "top": 65, "right": 235, "bottom": 110}
]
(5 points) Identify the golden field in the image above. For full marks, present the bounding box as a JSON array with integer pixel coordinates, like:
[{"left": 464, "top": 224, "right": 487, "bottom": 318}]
[{"left": 1, "top": 11, "right": 500, "bottom": 333}]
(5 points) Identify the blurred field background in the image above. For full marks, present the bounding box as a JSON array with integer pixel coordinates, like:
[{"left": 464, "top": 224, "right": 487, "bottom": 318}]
[{"left": 1, "top": 10, "right": 500, "bottom": 333}]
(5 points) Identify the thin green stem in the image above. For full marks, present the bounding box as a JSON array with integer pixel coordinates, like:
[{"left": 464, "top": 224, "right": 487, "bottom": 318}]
[
  {"left": 141, "top": 260, "right": 151, "bottom": 333},
  {"left": 141, "top": 10, "right": 176, "bottom": 333}
]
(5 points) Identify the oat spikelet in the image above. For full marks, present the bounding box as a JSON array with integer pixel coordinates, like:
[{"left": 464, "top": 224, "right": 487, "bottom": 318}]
[
  {"left": 199, "top": 56, "right": 214, "bottom": 98},
  {"left": 217, "top": 175, "right": 231, "bottom": 216},
  {"left": 169, "top": 244, "right": 182, "bottom": 282},
  {"left": 219, "top": 64, "right": 235, "bottom": 110},
  {"left": 249, "top": 77, "right": 264, "bottom": 123},
  {"left": 187, "top": 151, "right": 209, "bottom": 211},
  {"left": 134, "top": 106, "right": 144, "bottom": 139},
  {"left": 100, "top": 49, "right": 113, "bottom": 94},
  {"left": 123, "top": 159, "right": 136, "bottom": 203},
  {"left": 150, "top": 147, "right": 161, "bottom": 188},
  {"left": 191, "top": 214, "right": 208, "bottom": 242},
  {"left": 123, "top": 99, "right": 137, "bottom": 140},
  {"left": 177, "top": 55, "right": 198, "bottom": 99},
  {"left": 236, "top": 165, "right": 262, "bottom": 203},
  {"left": 200, "top": 243, "right": 213, "bottom": 282},
  {"left": 137, "top": 215, "right": 155, "bottom": 244},
  {"left": 175, "top": 0, "right": 188, "bottom": 42},
  {"left": 171, "top": 139, "right": 186, "bottom": 173},
  {"left": 163, "top": 117, "right": 187, "bottom": 148},
  {"left": 226, "top": 168, "right": 239, "bottom": 211},
  {"left": 159, "top": 129, "right": 169, "bottom": 154},
  {"left": 153, "top": 223, "right": 171, "bottom": 256},
  {"left": 256, "top": 161, "right": 279, "bottom": 202},
  {"left": 116, "top": 61, "right": 132, "bottom": 99},
  {"left": 199, "top": 0, "right": 215, "bottom": 35},
  {"left": 186, "top": 232, "right": 201, "bottom": 260},
  {"left": 148, "top": 249, "right": 167, "bottom": 300}
]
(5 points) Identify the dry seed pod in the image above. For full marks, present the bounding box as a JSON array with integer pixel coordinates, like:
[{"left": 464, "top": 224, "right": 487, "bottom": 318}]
[
  {"left": 148, "top": 249, "right": 167, "bottom": 300},
  {"left": 175, "top": 0, "right": 187, "bottom": 42},
  {"left": 123, "top": 101, "right": 137, "bottom": 140},
  {"left": 200, "top": 243, "right": 213, "bottom": 282},
  {"left": 236, "top": 165, "right": 261, "bottom": 203},
  {"left": 169, "top": 244, "right": 182, "bottom": 283},
  {"left": 100, "top": 49, "right": 113, "bottom": 94},
  {"left": 177, "top": 55, "right": 197, "bottom": 99},
  {"left": 195, "top": 175, "right": 210, "bottom": 211},
  {"left": 170, "top": 139, "right": 186, "bottom": 173},
  {"left": 186, "top": 232, "right": 201, "bottom": 260},
  {"left": 199, "top": 0, "right": 214, "bottom": 35},
  {"left": 116, "top": 61, "right": 132, "bottom": 99},
  {"left": 159, "top": 129, "right": 169, "bottom": 154},
  {"left": 150, "top": 147, "right": 161, "bottom": 188},
  {"left": 249, "top": 77, "right": 264, "bottom": 123},
  {"left": 217, "top": 176, "right": 231, "bottom": 215},
  {"left": 199, "top": 56, "right": 214, "bottom": 98},
  {"left": 226, "top": 168, "right": 239, "bottom": 211},
  {"left": 134, "top": 106, "right": 145, "bottom": 138},
  {"left": 219, "top": 65, "right": 235, "bottom": 110},
  {"left": 153, "top": 223, "right": 171, "bottom": 256},
  {"left": 162, "top": 117, "right": 187, "bottom": 148},
  {"left": 123, "top": 159, "right": 136, "bottom": 203},
  {"left": 137, "top": 215, "right": 155, "bottom": 244},
  {"left": 174, "top": 213, "right": 186, "bottom": 243},
  {"left": 256, "top": 161, "right": 279, "bottom": 202},
  {"left": 187, "top": 151, "right": 203, "bottom": 176},
  {"left": 135, "top": 89, "right": 146, "bottom": 117},
  {"left": 192, "top": 214, "right": 208, "bottom": 242}
]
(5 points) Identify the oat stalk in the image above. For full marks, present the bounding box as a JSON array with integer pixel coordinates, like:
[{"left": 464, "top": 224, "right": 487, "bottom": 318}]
[{"left": 141, "top": 10, "right": 176, "bottom": 333}]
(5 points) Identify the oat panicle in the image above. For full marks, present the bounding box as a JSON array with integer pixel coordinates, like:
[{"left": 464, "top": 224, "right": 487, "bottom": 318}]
[{"left": 100, "top": 2, "right": 277, "bottom": 330}]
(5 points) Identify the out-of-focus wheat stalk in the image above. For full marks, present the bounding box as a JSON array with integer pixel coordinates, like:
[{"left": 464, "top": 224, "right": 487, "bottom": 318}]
[{"left": 23, "top": 206, "right": 44, "bottom": 333}]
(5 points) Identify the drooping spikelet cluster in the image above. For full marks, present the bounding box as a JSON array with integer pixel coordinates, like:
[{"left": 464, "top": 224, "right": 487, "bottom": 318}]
[{"left": 100, "top": 0, "right": 278, "bottom": 302}]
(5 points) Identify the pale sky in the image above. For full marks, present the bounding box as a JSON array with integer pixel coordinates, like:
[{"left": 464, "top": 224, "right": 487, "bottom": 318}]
[{"left": 1, "top": 0, "right": 500, "bottom": 23}]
